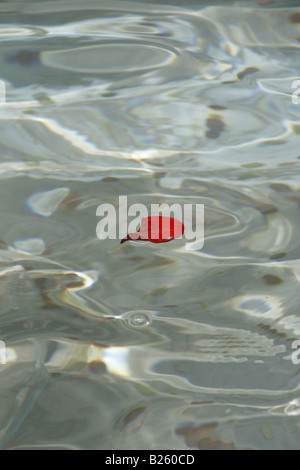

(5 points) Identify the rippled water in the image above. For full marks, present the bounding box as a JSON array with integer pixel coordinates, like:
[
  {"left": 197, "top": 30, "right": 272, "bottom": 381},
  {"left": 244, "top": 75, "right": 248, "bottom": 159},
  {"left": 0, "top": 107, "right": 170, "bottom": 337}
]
[{"left": 0, "top": 0, "right": 300, "bottom": 450}]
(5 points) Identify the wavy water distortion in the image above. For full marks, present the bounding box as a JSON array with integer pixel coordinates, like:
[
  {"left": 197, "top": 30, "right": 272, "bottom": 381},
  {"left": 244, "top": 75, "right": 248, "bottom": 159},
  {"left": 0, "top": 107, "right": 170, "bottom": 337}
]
[{"left": 0, "top": 0, "right": 300, "bottom": 451}]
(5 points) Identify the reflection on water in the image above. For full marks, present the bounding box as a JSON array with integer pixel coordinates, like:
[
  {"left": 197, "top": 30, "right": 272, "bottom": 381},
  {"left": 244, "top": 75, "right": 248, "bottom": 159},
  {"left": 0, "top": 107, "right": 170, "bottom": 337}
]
[{"left": 0, "top": 0, "right": 300, "bottom": 450}]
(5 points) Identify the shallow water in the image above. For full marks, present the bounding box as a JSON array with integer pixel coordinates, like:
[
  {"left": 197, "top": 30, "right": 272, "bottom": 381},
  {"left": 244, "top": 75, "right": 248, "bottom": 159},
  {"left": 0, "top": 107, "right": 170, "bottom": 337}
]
[{"left": 0, "top": 0, "right": 300, "bottom": 450}]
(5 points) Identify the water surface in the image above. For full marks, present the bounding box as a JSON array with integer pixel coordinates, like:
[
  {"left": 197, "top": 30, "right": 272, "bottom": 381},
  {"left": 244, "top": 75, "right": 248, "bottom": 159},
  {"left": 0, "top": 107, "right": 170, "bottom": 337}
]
[{"left": 0, "top": 0, "right": 300, "bottom": 450}]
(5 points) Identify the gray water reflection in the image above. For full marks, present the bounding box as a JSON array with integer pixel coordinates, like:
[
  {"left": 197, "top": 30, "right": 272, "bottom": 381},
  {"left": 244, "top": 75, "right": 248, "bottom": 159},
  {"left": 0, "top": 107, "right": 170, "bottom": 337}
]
[{"left": 0, "top": 0, "right": 300, "bottom": 450}]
